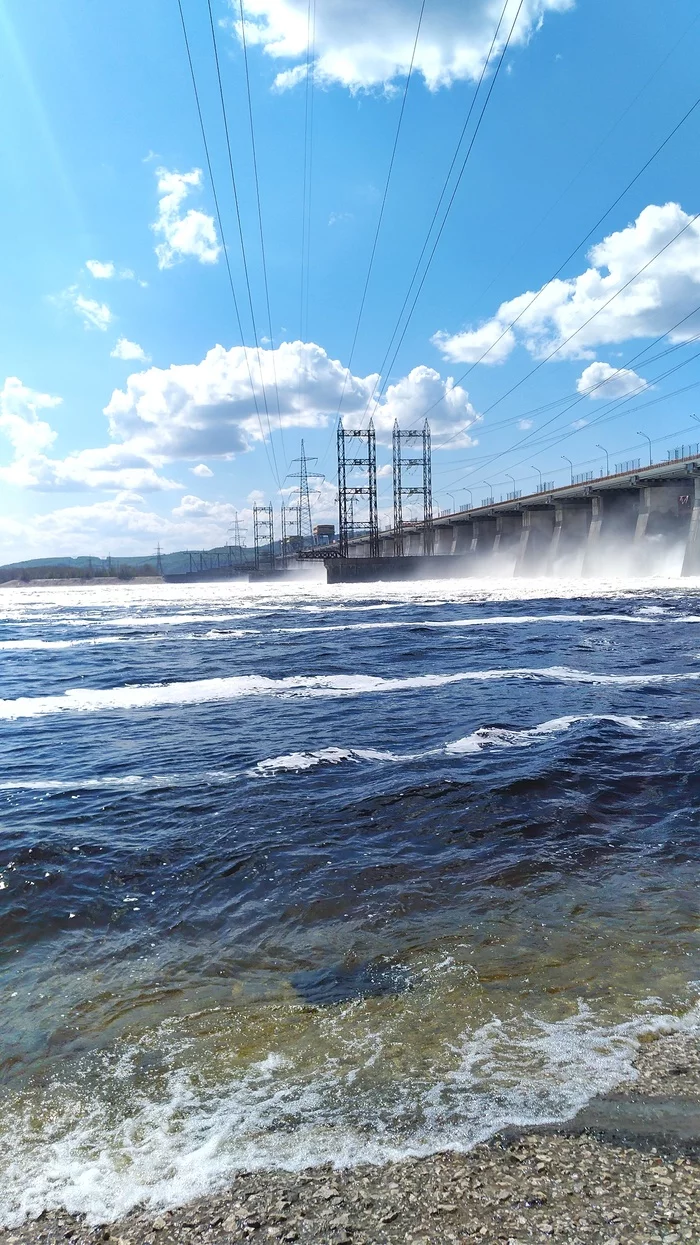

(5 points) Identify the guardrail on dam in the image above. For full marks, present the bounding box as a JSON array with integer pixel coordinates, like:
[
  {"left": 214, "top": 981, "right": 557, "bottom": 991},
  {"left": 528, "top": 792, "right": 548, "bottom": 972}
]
[{"left": 314, "top": 453, "right": 700, "bottom": 582}]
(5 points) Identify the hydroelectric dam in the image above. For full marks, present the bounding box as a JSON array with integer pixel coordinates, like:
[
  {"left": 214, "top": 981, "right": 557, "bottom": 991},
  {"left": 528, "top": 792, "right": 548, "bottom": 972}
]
[{"left": 308, "top": 451, "right": 700, "bottom": 583}]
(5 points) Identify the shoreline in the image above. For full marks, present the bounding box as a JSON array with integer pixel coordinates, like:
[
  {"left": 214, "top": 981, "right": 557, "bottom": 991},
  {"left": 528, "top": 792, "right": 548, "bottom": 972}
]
[{"left": 3, "top": 1032, "right": 698, "bottom": 1245}]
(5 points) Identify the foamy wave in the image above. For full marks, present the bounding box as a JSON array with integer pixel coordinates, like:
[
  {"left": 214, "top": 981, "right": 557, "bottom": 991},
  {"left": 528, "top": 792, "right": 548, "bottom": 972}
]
[
  {"left": 1, "top": 714, "right": 665, "bottom": 791},
  {"left": 444, "top": 713, "right": 645, "bottom": 754},
  {"left": 2, "top": 666, "right": 699, "bottom": 720},
  {"left": 1, "top": 1000, "right": 697, "bottom": 1226},
  {"left": 253, "top": 746, "right": 401, "bottom": 774}
]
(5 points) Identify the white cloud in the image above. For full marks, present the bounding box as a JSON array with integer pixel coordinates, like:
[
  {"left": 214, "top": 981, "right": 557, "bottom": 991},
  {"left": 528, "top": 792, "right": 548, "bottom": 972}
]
[
  {"left": 86, "top": 260, "right": 136, "bottom": 282},
  {"left": 518, "top": 418, "right": 533, "bottom": 430},
  {"left": 571, "top": 417, "right": 588, "bottom": 428},
  {"left": 105, "top": 343, "right": 480, "bottom": 462},
  {"left": 111, "top": 337, "right": 151, "bottom": 363},
  {"left": 0, "top": 378, "right": 179, "bottom": 494},
  {"left": 152, "top": 168, "right": 220, "bottom": 269},
  {"left": 0, "top": 493, "right": 268, "bottom": 562},
  {"left": 576, "top": 360, "right": 648, "bottom": 400},
  {"left": 66, "top": 289, "right": 113, "bottom": 331},
  {"left": 434, "top": 203, "right": 700, "bottom": 366},
  {"left": 86, "top": 260, "right": 116, "bottom": 279},
  {"left": 2, "top": 344, "right": 480, "bottom": 503},
  {"left": 0, "top": 378, "right": 60, "bottom": 458},
  {"left": 0, "top": 442, "right": 180, "bottom": 494},
  {"left": 372, "top": 365, "right": 480, "bottom": 447},
  {"left": 236, "top": 0, "right": 573, "bottom": 91}
]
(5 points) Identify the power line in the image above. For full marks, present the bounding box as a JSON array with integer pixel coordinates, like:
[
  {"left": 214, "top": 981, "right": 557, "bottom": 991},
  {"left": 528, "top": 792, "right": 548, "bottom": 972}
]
[
  {"left": 237, "top": 0, "right": 285, "bottom": 464},
  {"left": 435, "top": 304, "right": 700, "bottom": 462},
  {"left": 463, "top": 9, "right": 700, "bottom": 321},
  {"left": 176, "top": 0, "right": 277, "bottom": 483},
  {"left": 299, "top": 0, "right": 317, "bottom": 342},
  {"left": 419, "top": 89, "right": 700, "bottom": 433},
  {"left": 445, "top": 217, "right": 700, "bottom": 489},
  {"left": 336, "top": 0, "right": 427, "bottom": 414},
  {"left": 205, "top": 0, "right": 281, "bottom": 486},
  {"left": 361, "top": 0, "right": 524, "bottom": 426}
]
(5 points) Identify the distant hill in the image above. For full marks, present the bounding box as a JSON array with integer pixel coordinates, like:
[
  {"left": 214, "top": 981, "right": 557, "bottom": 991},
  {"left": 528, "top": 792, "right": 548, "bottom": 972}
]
[{"left": 0, "top": 546, "right": 255, "bottom": 581}]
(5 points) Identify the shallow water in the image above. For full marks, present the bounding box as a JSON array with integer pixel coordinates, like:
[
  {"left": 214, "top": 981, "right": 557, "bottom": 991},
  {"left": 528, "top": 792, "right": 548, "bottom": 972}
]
[{"left": 0, "top": 575, "right": 699, "bottom": 1224}]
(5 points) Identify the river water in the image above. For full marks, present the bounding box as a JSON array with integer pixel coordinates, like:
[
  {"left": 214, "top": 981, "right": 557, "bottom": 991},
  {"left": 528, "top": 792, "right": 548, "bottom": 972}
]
[{"left": 0, "top": 575, "right": 698, "bottom": 1224}]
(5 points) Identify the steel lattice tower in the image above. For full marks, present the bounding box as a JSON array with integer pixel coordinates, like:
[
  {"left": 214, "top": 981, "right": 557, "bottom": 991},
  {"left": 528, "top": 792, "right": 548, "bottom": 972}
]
[
  {"left": 253, "top": 503, "right": 275, "bottom": 571},
  {"left": 287, "top": 440, "right": 323, "bottom": 545},
  {"left": 337, "top": 419, "right": 379, "bottom": 558},
  {"left": 392, "top": 419, "right": 433, "bottom": 556}
]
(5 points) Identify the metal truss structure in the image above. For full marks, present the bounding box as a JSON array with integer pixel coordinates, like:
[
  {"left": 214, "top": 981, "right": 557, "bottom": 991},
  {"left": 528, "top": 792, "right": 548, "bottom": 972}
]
[
  {"left": 392, "top": 420, "right": 433, "bottom": 556},
  {"left": 253, "top": 503, "right": 275, "bottom": 571},
  {"left": 337, "top": 419, "right": 379, "bottom": 558}
]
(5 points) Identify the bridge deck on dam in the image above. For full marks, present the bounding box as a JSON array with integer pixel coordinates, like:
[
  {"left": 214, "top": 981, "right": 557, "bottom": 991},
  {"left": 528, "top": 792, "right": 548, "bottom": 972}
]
[{"left": 314, "top": 453, "right": 700, "bottom": 581}]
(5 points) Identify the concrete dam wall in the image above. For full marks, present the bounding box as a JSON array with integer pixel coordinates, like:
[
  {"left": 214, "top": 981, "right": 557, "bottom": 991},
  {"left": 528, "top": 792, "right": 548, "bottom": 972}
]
[{"left": 322, "top": 457, "right": 700, "bottom": 582}]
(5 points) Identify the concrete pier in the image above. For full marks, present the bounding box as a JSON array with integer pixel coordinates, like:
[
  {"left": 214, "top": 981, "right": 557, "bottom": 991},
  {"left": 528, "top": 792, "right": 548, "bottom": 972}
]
[{"left": 309, "top": 454, "right": 700, "bottom": 582}]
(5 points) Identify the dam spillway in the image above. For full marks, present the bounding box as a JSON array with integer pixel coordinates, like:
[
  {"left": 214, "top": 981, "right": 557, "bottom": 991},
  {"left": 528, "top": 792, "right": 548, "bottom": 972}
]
[{"left": 316, "top": 453, "right": 700, "bottom": 582}]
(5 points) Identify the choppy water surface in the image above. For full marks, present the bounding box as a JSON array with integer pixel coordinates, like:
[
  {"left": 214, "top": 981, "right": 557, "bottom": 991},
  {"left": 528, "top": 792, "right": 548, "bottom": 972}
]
[{"left": 1, "top": 574, "right": 699, "bottom": 1224}]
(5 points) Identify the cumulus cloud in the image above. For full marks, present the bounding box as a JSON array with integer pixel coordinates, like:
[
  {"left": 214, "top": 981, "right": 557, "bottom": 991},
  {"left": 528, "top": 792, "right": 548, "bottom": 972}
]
[
  {"left": 2, "top": 343, "right": 480, "bottom": 502},
  {"left": 576, "top": 360, "right": 648, "bottom": 400},
  {"left": 0, "top": 378, "right": 60, "bottom": 458},
  {"left": 86, "top": 260, "right": 136, "bottom": 281},
  {"left": 1, "top": 450, "right": 180, "bottom": 494},
  {"left": 0, "top": 493, "right": 268, "bottom": 562},
  {"left": 86, "top": 260, "right": 116, "bottom": 279},
  {"left": 105, "top": 342, "right": 480, "bottom": 461},
  {"left": 0, "top": 377, "right": 178, "bottom": 494},
  {"left": 236, "top": 0, "right": 573, "bottom": 91},
  {"left": 152, "top": 168, "right": 220, "bottom": 269},
  {"left": 434, "top": 203, "right": 700, "bottom": 365},
  {"left": 111, "top": 337, "right": 151, "bottom": 363},
  {"left": 371, "top": 365, "right": 479, "bottom": 447}
]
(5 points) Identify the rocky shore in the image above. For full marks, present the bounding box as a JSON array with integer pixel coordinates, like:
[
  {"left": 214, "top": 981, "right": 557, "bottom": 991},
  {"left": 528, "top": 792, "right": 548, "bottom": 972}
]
[{"left": 3, "top": 1033, "right": 698, "bottom": 1245}]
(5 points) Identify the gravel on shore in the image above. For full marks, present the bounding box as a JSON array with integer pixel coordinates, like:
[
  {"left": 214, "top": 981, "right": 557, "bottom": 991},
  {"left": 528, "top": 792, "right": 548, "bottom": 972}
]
[{"left": 2, "top": 1033, "right": 698, "bottom": 1245}]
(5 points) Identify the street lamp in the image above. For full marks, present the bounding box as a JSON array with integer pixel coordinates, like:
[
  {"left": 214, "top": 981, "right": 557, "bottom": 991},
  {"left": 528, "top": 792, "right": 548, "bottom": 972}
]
[
  {"left": 447, "top": 492, "right": 457, "bottom": 512},
  {"left": 637, "top": 431, "right": 652, "bottom": 466},
  {"left": 462, "top": 488, "right": 473, "bottom": 508},
  {"left": 482, "top": 479, "right": 494, "bottom": 501},
  {"left": 530, "top": 464, "right": 543, "bottom": 491},
  {"left": 506, "top": 473, "right": 516, "bottom": 497},
  {"left": 562, "top": 455, "right": 573, "bottom": 485},
  {"left": 596, "top": 443, "right": 610, "bottom": 475}
]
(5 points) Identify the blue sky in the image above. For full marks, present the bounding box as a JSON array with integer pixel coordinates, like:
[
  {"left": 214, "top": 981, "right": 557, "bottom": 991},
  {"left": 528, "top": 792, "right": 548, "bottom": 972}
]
[{"left": 2, "top": 0, "right": 700, "bottom": 558}]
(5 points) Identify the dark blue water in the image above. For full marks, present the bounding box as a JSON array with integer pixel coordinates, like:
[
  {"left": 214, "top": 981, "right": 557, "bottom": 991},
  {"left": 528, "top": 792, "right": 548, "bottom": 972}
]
[{"left": 0, "top": 576, "right": 698, "bottom": 1223}]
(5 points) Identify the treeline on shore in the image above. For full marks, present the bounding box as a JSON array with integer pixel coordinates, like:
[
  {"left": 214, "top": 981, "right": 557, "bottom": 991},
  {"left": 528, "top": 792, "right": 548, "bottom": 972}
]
[{"left": 0, "top": 563, "right": 160, "bottom": 583}]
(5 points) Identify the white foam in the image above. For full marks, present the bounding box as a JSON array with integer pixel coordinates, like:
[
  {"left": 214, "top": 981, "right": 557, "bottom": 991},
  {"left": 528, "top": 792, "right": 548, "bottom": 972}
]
[
  {"left": 0, "top": 612, "right": 678, "bottom": 651},
  {"left": 253, "top": 746, "right": 400, "bottom": 774},
  {"left": 1, "top": 1001, "right": 697, "bottom": 1227},
  {"left": 2, "top": 665, "right": 699, "bottom": 721},
  {"left": 444, "top": 713, "right": 645, "bottom": 754}
]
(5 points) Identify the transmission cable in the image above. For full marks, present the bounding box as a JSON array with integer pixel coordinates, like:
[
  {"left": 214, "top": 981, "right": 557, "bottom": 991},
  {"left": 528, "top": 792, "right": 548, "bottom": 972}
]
[
  {"left": 176, "top": 0, "right": 278, "bottom": 483},
  {"left": 465, "top": 9, "right": 700, "bottom": 321},
  {"left": 361, "top": 0, "right": 526, "bottom": 428},
  {"left": 237, "top": 0, "right": 286, "bottom": 463},
  {"left": 334, "top": 0, "right": 427, "bottom": 425},
  {"left": 435, "top": 301, "right": 700, "bottom": 461},
  {"left": 445, "top": 216, "right": 700, "bottom": 488},
  {"left": 206, "top": 0, "right": 281, "bottom": 485},
  {"left": 299, "top": 0, "right": 317, "bottom": 342},
  {"left": 417, "top": 90, "right": 700, "bottom": 433}
]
